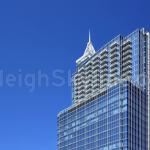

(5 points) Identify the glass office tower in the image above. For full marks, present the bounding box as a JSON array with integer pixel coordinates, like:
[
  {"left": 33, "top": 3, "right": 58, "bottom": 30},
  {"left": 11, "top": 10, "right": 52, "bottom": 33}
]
[{"left": 58, "top": 28, "right": 150, "bottom": 150}]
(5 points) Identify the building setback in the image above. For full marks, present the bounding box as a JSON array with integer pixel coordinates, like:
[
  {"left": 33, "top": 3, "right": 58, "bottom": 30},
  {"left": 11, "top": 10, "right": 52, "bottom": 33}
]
[{"left": 58, "top": 28, "right": 150, "bottom": 150}]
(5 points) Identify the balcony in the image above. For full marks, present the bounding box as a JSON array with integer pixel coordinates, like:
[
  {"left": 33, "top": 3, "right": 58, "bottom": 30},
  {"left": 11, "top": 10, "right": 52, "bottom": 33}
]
[
  {"left": 93, "top": 69, "right": 100, "bottom": 74},
  {"left": 78, "top": 81, "right": 84, "bottom": 87},
  {"left": 78, "top": 87, "right": 84, "bottom": 92},
  {"left": 100, "top": 84, "right": 107, "bottom": 90},
  {"left": 123, "top": 40, "right": 132, "bottom": 47},
  {"left": 86, "top": 61, "right": 92, "bottom": 67},
  {"left": 122, "top": 60, "right": 132, "bottom": 68},
  {"left": 122, "top": 65, "right": 132, "bottom": 73},
  {"left": 122, "top": 71, "right": 132, "bottom": 79},
  {"left": 93, "top": 79, "right": 100, "bottom": 84},
  {"left": 74, "top": 87, "right": 79, "bottom": 92},
  {"left": 100, "top": 79, "right": 108, "bottom": 85},
  {"left": 85, "top": 68, "right": 92, "bottom": 74},
  {"left": 110, "top": 52, "right": 119, "bottom": 59},
  {"left": 78, "top": 76, "right": 85, "bottom": 83},
  {"left": 101, "top": 63, "right": 108, "bottom": 70},
  {"left": 93, "top": 56, "right": 100, "bottom": 62},
  {"left": 86, "top": 65, "right": 92, "bottom": 71},
  {"left": 93, "top": 76, "right": 100, "bottom": 82},
  {"left": 78, "top": 84, "right": 85, "bottom": 90},
  {"left": 73, "top": 95, "right": 79, "bottom": 101},
  {"left": 100, "top": 49, "right": 108, "bottom": 56},
  {"left": 74, "top": 74, "right": 78, "bottom": 79},
  {"left": 110, "top": 74, "right": 119, "bottom": 80},
  {"left": 86, "top": 83, "right": 92, "bottom": 89},
  {"left": 93, "top": 82, "right": 100, "bottom": 89},
  {"left": 93, "top": 60, "right": 100, "bottom": 66},
  {"left": 78, "top": 67, "right": 84, "bottom": 73},
  {"left": 86, "top": 89, "right": 92, "bottom": 95},
  {"left": 78, "top": 89, "right": 85, "bottom": 95},
  {"left": 110, "top": 57, "right": 119, "bottom": 64},
  {"left": 110, "top": 47, "right": 119, "bottom": 54},
  {"left": 110, "top": 62, "right": 119, "bottom": 69},
  {"left": 122, "top": 49, "right": 132, "bottom": 57},
  {"left": 110, "top": 77, "right": 119, "bottom": 82},
  {"left": 100, "top": 59, "right": 108, "bottom": 66},
  {"left": 79, "top": 72, "right": 85, "bottom": 77},
  {"left": 100, "top": 54, "right": 108, "bottom": 61},
  {"left": 110, "top": 42, "right": 118, "bottom": 49},
  {"left": 122, "top": 44, "right": 132, "bottom": 52},
  {"left": 100, "top": 74, "right": 107, "bottom": 80},
  {"left": 110, "top": 78, "right": 119, "bottom": 84},
  {"left": 100, "top": 68, "right": 108, "bottom": 75},
  {"left": 93, "top": 73, "right": 100, "bottom": 78},
  {"left": 122, "top": 55, "right": 132, "bottom": 62},
  {"left": 86, "top": 72, "right": 92, "bottom": 77},
  {"left": 93, "top": 64, "right": 100, "bottom": 70},
  {"left": 110, "top": 67, "right": 119, "bottom": 74},
  {"left": 85, "top": 79, "right": 92, "bottom": 84},
  {"left": 78, "top": 94, "right": 85, "bottom": 100}
]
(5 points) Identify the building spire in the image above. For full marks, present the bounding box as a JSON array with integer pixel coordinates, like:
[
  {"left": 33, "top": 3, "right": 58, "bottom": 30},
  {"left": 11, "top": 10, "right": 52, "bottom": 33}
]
[
  {"left": 76, "top": 29, "right": 96, "bottom": 64},
  {"left": 89, "top": 29, "right": 91, "bottom": 43}
]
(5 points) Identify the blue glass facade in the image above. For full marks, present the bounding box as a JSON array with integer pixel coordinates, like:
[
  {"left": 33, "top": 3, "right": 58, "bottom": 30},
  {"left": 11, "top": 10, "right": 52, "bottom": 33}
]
[
  {"left": 58, "top": 28, "right": 149, "bottom": 150},
  {"left": 58, "top": 81, "right": 148, "bottom": 150}
]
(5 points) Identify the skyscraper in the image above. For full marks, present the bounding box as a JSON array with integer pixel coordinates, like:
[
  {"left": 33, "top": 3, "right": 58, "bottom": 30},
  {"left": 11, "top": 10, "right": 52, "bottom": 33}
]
[{"left": 57, "top": 28, "right": 150, "bottom": 150}]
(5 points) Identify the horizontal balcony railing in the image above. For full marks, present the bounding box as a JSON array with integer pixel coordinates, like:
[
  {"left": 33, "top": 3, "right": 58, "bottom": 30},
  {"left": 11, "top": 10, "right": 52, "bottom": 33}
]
[
  {"left": 86, "top": 90, "right": 92, "bottom": 95},
  {"left": 110, "top": 42, "right": 118, "bottom": 49},
  {"left": 92, "top": 64, "right": 100, "bottom": 70},
  {"left": 122, "top": 44, "right": 132, "bottom": 52},
  {"left": 93, "top": 60, "right": 100, "bottom": 66},
  {"left": 78, "top": 78, "right": 85, "bottom": 83},
  {"left": 74, "top": 74, "right": 78, "bottom": 79},
  {"left": 78, "top": 95, "right": 85, "bottom": 100},
  {"left": 100, "top": 69, "right": 108, "bottom": 75},
  {"left": 93, "top": 79, "right": 100, "bottom": 84},
  {"left": 93, "top": 85, "right": 100, "bottom": 89},
  {"left": 78, "top": 81, "right": 84, "bottom": 87},
  {"left": 110, "top": 73, "right": 119, "bottom": 79},
  {"left": 100, "top": 76, "right": 107, "bottom": 81},
  {"left": 110, "top": 57, "right": 119, "bottom": 64},
  {"left": 110, "top": 67, "right": 119, "bottom": 74},
  {"left": 122, "top": 55, "right": 132, "bottom": 62},
  {"left": 101, "top": 64, "right": 108, "bottom": 70},
  {"left": 101, "top": 82, "right": 107, "bottom": 85},
  {"left": 86, "top": 66, "right": 92, "bottom": 71},
  {"left": 86, "top": 72, "right": 92, "bottom": 77},
  {"left": 78, "top": 90, "right": 85, "bottom": 95},
  {"left": 93, "top": 75, "right": 100, "bottom": 80},
  {"left": 93, "top": 56, "right": 100, "bottom": 62},
  {"left": 122, "top": 49, "right": 132, "bottom": 57},
  {"left": 100, "top": 49, "right": 108, "bottom": 56},
  {"left": 78, "top": 67, "right": 85, "bottom": 73},
  {"left": 123, "top": 40, "right": 132, "bottom": 47},
  {"left": 122, "top": 65, "right": 132, "bottom": 73},
  {"left": 122, "top": 71, "right": 132, "bottom": 79},
  {"left": 100, "top": 79, "right": 108, "bottom": 84},
  {"left": 110, "top": 48, "right": 119, "bottom": 54},
  {"left": 100, "top": 59, "right": 108, "bottom": 65},
  {"left": 86, "top": 61, "right": 92, "bottom": 67},
  {"left": 93, "top": 69, "right": 100, "bottom": 74},
  {"left": 110, "top": 63, "right": 119, "bottom": 69},
  {"left": 110, "top": 52, "right": 119, "bottom": 59},
  {"left": 100, "top": 55, "right": 108, "bottom": 61},
  {"left": 122, "top": 60, "right": 132, "bottom": 68}
]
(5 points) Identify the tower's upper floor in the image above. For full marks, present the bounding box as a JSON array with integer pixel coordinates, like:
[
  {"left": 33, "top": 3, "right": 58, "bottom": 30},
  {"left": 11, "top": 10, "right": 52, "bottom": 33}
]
[{"left": 72, "top": 28, "right": 150, "bottom": 104}]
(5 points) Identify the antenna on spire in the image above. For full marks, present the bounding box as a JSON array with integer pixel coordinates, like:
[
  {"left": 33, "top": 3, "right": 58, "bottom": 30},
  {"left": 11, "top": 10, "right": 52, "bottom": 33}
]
[{"left": 89, "top": 29, "right": 91, "bottom": 43}]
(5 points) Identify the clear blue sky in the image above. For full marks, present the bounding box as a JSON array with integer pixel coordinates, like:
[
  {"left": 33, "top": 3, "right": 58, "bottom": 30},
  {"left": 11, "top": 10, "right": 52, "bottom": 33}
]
[{"left": 0, "top": 0, "right": 150, "bottom": 150}]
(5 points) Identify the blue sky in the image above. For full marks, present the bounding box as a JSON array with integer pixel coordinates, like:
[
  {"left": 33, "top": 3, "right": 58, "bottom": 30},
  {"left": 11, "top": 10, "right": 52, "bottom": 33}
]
[{"left": 0, "top": 0, "right": 150, "bottom": 150}]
